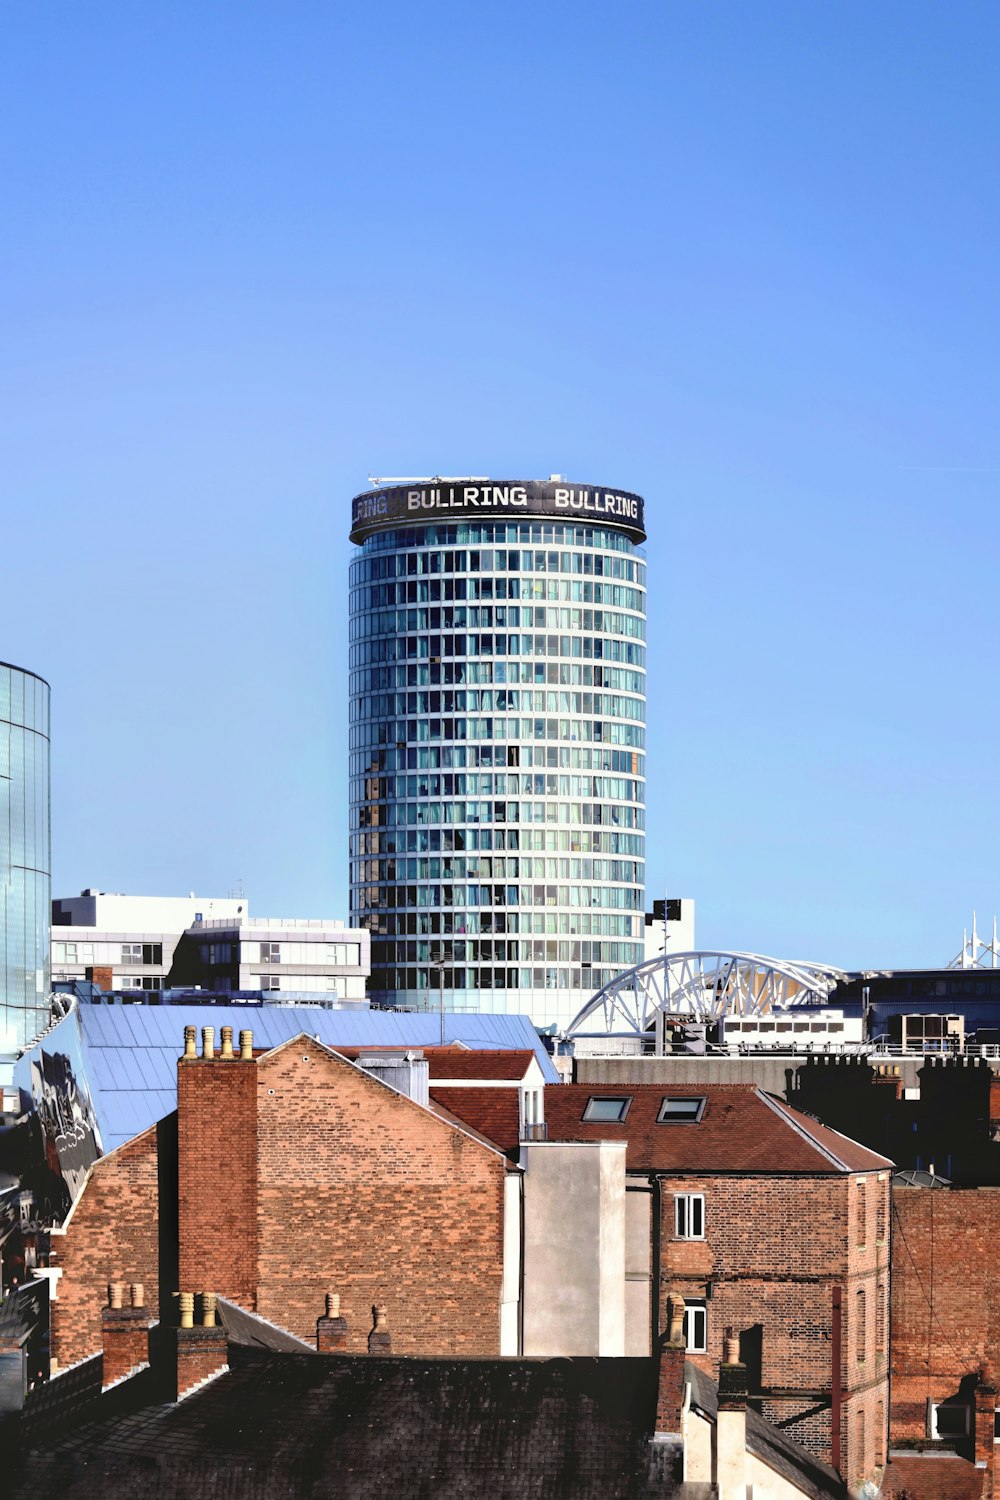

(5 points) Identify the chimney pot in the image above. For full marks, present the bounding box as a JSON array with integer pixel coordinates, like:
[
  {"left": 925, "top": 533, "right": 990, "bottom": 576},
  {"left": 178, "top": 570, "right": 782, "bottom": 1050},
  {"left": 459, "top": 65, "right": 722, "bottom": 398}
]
[
  {"left": 317, "top": 1292, "right": 349, "bottom": 1352},
  {"left": 666, "top": 1291, "right": 686, "bottom": 1348},
  {"left": 131, "top": 1282, "right": 144, "bottom": 1309},
  {"left": 239, "top": 1029, "right": 253, "bottom": 1060},
  {"left": 220, "top": 1026, "right": 234, "bottom": 1059},
  {"left": 109, "top": 1281, "right": 125, "bottom": 1310},
  {"left": 368, "top": 1303, "right": 392, "bottom": 1354},
  {"left": 202, "top": 1291, "right": 217, "bottom": 1328},
  {"left": 184, "top": 1026, "right": 197, "bottom": 1058},
  {"left": 179, "top": 1291, "right": 195, "bottom": 1329},
  {"left": 202, "top": 1027, "right": 215, "bottom": 1060}
]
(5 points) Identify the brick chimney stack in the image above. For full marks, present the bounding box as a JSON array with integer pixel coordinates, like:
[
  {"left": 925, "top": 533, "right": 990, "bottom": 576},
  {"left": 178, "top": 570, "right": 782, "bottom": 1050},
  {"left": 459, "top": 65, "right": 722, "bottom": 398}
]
[
  {"left": 178, "top": 1028, "right": 258, "bottom": 1307},
  {"left": 101, "top": 1280, "right": 153, "bottom": 1390},
  {"left": 317, "top": 1291, "right": 349, "bottom": 1353},
  {"left": 167, "top": 1290, "right": 228, "bottom": 1401},
  {"left": 368, "top": 1304, "right": 391, "bottom": 1354},
  {"left": 655, "top": 1292, "right": 688, "bottom": 1437}
]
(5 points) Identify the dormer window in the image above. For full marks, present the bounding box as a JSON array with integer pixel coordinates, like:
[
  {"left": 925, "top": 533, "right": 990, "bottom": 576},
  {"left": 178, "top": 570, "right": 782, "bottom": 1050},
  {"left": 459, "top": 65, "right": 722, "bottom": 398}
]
[
  {"left": 657, "top": 1096, "right": 706, "bottom": 1124},
  {"left": 582, "top": 1096, "right": 632, "bottom": 1123}
]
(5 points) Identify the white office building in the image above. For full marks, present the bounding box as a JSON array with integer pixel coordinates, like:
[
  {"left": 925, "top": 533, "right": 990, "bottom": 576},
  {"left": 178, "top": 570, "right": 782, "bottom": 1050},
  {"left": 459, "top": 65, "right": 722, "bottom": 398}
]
[{"left": 51, "top": 890, "right": 370, "bottom": 1004}]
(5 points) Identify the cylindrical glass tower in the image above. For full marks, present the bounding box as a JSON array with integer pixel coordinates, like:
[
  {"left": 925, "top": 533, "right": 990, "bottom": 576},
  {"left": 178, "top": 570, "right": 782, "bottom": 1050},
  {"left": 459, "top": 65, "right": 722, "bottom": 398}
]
[
  {"left": 349, "top": 479, "right": 646, "bottom": 1029},
  {"left": 0, "top": 662, "right": 51, "bottom": 1050}
]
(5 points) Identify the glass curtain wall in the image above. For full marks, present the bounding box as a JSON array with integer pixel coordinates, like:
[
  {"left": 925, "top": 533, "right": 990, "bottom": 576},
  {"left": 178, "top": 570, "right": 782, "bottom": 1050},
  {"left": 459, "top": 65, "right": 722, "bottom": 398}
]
[
  {"left": 0, "top": 663, "right": 51, "bottom": 1050},
  {"left": 349, "top": 521, "right": 646, "bottom": 1029}
]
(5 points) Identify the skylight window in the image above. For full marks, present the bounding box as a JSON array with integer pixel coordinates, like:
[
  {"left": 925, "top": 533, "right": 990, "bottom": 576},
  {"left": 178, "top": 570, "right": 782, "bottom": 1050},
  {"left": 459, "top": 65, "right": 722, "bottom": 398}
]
[
  {"left": 582, "top": 1096, "right": 632, "bottom": 1122},
  {"left": 657, "top": 1096, "right": 706, "bottom": 1123}
]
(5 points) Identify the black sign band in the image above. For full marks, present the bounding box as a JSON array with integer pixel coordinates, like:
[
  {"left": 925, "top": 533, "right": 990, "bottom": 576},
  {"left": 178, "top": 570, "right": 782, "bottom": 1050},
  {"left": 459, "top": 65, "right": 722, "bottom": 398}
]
[{"left": 350, "top": 479, "right": 646, "bottom": 545}]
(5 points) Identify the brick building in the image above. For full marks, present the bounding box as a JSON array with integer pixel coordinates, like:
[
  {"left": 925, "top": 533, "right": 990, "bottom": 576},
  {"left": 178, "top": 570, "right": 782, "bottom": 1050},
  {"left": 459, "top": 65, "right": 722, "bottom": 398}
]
[
  {"left": 46, "top": 1027, "right": 517, "bottom": 1371},
  {"left": 887, "top": 1182, "right": 1000, "bottom": 1497},
  {"left": 441, "top": 1079, "right": 891, "bottom": 1492}
]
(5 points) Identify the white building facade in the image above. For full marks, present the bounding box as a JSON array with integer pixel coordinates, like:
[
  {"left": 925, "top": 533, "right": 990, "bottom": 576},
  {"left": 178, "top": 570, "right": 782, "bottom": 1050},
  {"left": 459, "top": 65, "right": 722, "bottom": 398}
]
[{"left": 51, "top": 891, "right": 370, "bottom": 1004}]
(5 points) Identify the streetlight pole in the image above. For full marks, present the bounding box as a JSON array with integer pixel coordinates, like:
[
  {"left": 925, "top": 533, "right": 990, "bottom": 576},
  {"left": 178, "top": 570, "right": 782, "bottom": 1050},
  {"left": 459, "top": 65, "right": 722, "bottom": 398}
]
[{"left": 431, "top": 948, "right": 449, "bottom": 1047}]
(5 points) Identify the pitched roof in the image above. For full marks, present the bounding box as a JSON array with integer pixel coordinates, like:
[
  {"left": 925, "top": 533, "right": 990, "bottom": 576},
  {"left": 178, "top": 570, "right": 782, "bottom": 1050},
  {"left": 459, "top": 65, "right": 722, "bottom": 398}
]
[
  {"left": 15, "top": 1004, "right": 558, "bottom": 1154},
  {"left": 332, "top": 1045, "right": 537, "bottom": 1081},
  {"left": 429, "top": 1087, "right": 522, "bottom": 1153},
  {"left": 216, "top": 1298, "right": 316, "bottom": 1354},
  {"left": 6, "top": 1346, "right": 663, "bottom": 1500},
  {"left": 542, "top": 1084, "right": 892, "bottom": 1174},
  {"left": 686, "top": 1362, "right": 848, "bottom": 1500},
  {"left": 427, "top": 1048, "right": 537, "bottom": 1081}
]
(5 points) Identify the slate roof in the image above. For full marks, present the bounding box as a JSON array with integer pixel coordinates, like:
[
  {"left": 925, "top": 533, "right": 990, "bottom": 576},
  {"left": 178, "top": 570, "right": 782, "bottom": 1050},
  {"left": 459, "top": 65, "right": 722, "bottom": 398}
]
[
  {"left": 19, "top": 1004, "right": 558, "bottom": 1152},
  {"left": 6, "top": 1346, "right": 664, "bottom": 1500},
  {"left": 429, "top": 1086, "right": 522, "bottom": 1153},
  {"left": 893, "top": 1168, "right": 952, "bottom": 1188},
  {"left": 686, "top": 1362, "right": 848, "bottom": 1499},
  {"left": 542, "top": 1084, "right": 892, "bottom": 1174},
  {"left": 216, "top": 1297, "right": 316, "bottom": 1354}
]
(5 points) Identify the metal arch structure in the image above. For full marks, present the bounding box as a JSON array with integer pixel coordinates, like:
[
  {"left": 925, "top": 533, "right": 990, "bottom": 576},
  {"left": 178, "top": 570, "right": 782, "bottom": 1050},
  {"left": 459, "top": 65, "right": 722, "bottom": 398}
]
[{"left": 565, "top": 950, "right": 849, "bottom": 1040}]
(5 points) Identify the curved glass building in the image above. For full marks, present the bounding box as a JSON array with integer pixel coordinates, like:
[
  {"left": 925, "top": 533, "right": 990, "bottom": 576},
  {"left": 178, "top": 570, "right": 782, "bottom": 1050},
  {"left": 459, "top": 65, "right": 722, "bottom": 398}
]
[
  {"left": 0, "top": 662, "right": 51, "bottom": 1050},
  {"left": 349, "top": 479, "right": 647, "bottom": 1029}
]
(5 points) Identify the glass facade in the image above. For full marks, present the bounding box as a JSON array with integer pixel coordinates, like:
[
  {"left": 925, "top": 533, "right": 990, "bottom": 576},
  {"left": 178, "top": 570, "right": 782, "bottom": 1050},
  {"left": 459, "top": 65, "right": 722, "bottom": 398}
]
[
  {"left": 349, "top": 503, "right": 647, "bottom": 1028},
  {"left": 0, "top": 663, "right": 51, "bottom": 1050}
]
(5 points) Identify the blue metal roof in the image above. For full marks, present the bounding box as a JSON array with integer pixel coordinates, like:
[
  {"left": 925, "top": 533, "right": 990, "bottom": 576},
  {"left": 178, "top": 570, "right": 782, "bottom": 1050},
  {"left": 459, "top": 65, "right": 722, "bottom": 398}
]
[{"left": 18, "top": 1003, "right": 559, "bottom": 1154}]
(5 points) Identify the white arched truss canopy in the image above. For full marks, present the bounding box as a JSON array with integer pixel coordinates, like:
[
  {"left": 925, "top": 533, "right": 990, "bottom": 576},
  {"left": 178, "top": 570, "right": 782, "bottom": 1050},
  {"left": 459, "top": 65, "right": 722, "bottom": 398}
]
[{"left": 565, "top": 951, "right": 848, "bottom": 1038}]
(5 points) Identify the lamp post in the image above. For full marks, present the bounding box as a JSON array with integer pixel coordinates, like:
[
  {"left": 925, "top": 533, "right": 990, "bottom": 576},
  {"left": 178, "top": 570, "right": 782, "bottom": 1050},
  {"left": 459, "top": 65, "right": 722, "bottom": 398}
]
[{"left": 430, "top": 947, "right": 450, "bottom": 1047}]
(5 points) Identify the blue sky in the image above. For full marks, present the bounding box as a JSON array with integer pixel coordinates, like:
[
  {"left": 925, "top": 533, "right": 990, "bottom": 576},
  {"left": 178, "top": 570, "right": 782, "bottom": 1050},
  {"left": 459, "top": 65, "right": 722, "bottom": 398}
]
[{"left": 2, "top": 2, "right": 998, "bottom": 968}]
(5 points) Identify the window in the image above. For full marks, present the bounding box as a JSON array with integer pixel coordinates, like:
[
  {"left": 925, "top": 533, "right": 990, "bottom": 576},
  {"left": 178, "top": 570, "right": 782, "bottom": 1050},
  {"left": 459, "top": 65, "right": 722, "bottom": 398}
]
[
  {"left": 261, "top": 975, "right": 280, "bottom": 991},
  {"left": 856, "top": 1178, "right": 867, "bottom": 1246},
  {"left": 261, "top": 942, "right": 281, "bottom": 964},
  {"left": 856, "top": 1289, "right": 867, "bottom": 1363},
  {"left": 657, "top": 1096, "right": 706, "bottom": 1124},
  {"left": 582, "top": 1096, "right": 631, "bottom": 1123},
  {"left": 121, "top": 942, "right": 162, "bottom": 966},
  {"left": 930, "top": 1401, "right": 970, "bottom": 1440},
  {"left": 674, "top": 1193, "right": 705, "bottom": 1240},
  {"left": 993, "top": 1408, "right": 1000, "bottom": 1444},
  {"left": 683, "top": 1300, "right": 707, "bottom": 1353},
  {"left": 326, "top": 942, "right": 362, "bottom": 966}
]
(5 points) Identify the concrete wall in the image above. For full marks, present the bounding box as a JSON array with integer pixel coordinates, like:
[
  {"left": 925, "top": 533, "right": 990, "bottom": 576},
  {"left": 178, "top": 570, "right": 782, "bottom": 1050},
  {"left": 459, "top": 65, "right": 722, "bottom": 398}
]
[
  {"left": 521, "top": 1140, "right": 626, "bottom": 1356},
  {"left": 574, "top": 1053, "right": 925, "bottom": 1092},
  {"left": 625, "top": 1180, "right": 652, "bottom": 1355}
]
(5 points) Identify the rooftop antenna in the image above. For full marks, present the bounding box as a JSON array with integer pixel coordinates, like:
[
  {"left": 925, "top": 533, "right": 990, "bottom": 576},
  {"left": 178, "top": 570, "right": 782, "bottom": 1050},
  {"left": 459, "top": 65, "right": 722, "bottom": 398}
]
[
  {"left": 948, "top": 912, "right": 1000, "bottom": 969},
  {"left": 367, "top": 475, "right": 490, "bottom": 487}
]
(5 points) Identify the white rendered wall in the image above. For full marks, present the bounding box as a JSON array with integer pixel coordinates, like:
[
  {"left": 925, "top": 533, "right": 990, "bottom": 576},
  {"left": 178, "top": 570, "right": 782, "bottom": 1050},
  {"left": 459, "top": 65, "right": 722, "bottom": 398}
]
[{"left": 520, "top": 1140, "right": 625, "bottom": 1356}]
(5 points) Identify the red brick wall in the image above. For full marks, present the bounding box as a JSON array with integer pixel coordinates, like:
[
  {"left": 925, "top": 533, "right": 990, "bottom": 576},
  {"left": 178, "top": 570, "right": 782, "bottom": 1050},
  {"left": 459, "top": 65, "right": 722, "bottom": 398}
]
[
  {"left": 891, "top": 1188, "right": 1000, "bottom": 1448},
  {"left": 658, "top": 1171, "right": 890, "bottom": 1491},
  {"left": 177, "top": 1056, "right": 258, "bottom": 1307},
  {"left": 49, "top": 1127, "right": 161, "bottom": 1370},
  {"left": 253, "top": 1042, "right": 508, "bottom": 1353}
]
